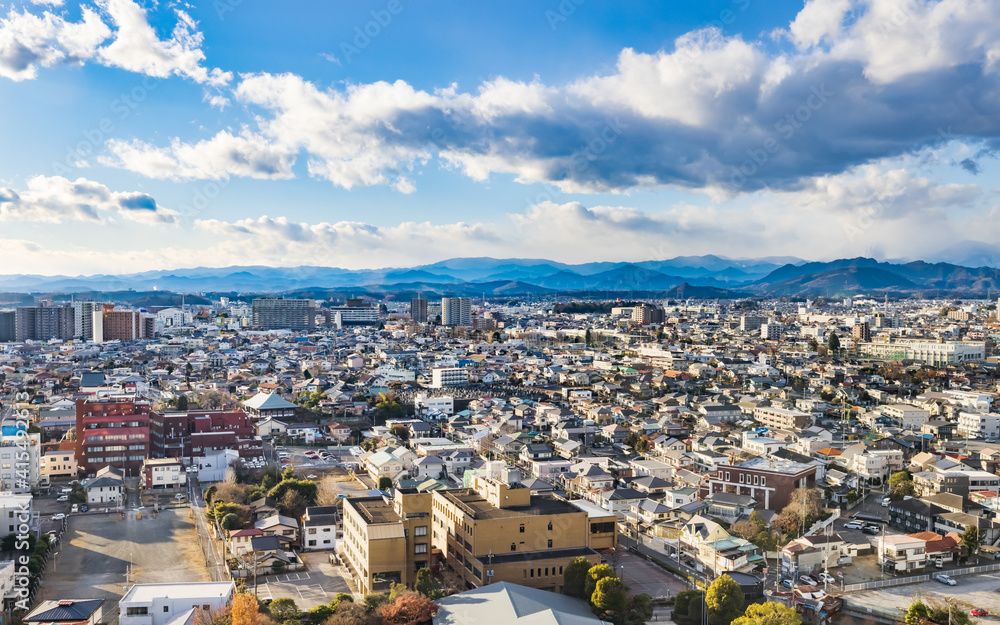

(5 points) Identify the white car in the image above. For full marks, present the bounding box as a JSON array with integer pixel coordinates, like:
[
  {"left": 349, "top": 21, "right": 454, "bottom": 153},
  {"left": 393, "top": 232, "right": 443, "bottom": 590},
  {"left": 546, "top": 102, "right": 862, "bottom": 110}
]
[
  {"left": 844, "top": 521, "right": 863, "bottom": 530},
  {"left": 818, "top": 572, "right": 836, "bottom": 584},
  {"left": 51, "top": 513, "right": 66, "bottom": 521},
  {"left": 56, "top": 495, "right": 69, "bottom": 502},
  {"left": 935, "top": 574, "right": 957, "bottom": 586}
]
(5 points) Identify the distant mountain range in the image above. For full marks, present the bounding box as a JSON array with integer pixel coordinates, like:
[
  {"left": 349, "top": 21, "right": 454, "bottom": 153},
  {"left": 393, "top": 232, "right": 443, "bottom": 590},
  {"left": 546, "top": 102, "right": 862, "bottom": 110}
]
[{"left": 4, "top": 252, "right": 1000, "bottom": 299}]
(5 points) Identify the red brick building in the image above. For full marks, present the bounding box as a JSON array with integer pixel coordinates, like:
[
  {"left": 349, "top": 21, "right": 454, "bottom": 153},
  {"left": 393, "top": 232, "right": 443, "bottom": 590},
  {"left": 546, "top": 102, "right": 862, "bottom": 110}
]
[
  {"left": 702, "top": 457, "right": 817, "bottom": 510},
  {"left": 75, "top": 398, "right": 152, "bottom": 475},
  {"left": 149, "top": 409, "right": 262, "bottom": 459}
]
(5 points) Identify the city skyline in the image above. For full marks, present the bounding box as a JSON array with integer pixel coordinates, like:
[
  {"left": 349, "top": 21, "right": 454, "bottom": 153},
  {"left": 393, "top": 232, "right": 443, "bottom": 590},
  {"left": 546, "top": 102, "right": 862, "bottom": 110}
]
[{"left": 1, "top": 0, "right": 999, "bottom": 274}]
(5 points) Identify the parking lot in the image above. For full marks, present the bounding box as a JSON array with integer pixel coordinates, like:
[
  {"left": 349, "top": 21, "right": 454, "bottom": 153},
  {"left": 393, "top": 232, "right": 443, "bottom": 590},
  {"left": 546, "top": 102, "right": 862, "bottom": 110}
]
[
  {"left": 252, "top": 552, "right": 354, "bottom": 608},
  {"left": 847, "top": 570, "right": 1000, "bottom": 615},
  {"left": 38, "top": 507, "right": 210, "bottom": 619}
]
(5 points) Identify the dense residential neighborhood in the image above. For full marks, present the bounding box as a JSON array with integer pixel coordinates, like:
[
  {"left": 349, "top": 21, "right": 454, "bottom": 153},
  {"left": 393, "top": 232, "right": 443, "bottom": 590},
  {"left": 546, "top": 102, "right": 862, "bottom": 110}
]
[{"left": 2, "top": 293, "right": 1000, "bottom": 624}]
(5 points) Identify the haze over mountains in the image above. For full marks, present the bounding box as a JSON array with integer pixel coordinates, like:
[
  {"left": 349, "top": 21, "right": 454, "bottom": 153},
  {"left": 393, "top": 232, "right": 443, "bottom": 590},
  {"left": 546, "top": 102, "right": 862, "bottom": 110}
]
[{"left": 5, "top": 247, "right": 1000, "bottom": 299}]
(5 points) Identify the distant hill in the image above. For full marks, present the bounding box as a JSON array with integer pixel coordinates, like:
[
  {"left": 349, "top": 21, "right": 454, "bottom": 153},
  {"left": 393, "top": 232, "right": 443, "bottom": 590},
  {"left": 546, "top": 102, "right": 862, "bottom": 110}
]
[{"left": 4, "top": 253, "right": 1000, "bottom": 297}]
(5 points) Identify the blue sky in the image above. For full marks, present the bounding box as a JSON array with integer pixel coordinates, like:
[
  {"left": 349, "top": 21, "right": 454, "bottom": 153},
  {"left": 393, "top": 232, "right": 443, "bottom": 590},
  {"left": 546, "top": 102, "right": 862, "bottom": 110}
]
[{"left": 0, "top": 0, "right": 999, "bottom": 275}]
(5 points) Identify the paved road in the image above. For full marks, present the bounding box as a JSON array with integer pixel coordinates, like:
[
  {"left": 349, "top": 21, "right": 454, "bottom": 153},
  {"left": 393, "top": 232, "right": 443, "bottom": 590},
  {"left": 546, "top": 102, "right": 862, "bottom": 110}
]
[
  {"left": 190, "top": 476, "right": 229, "bottom": 582},
  {"left": 846, "top": 571, "right": 1000, "bottom": 616}
]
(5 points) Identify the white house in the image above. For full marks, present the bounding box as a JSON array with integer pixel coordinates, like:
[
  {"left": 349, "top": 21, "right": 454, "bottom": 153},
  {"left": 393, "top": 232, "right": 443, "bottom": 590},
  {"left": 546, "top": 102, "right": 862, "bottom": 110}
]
[
  {"left": 302, "top": 506, "right": 339, "bottom": 551},
  {"left": 118, "top": 582, "right": 234, "bottom": 625}
]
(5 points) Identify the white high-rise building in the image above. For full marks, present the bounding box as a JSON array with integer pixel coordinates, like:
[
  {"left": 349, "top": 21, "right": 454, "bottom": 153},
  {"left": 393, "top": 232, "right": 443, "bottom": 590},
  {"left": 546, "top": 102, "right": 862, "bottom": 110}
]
[{"left": 441, "top": 297, "right": 472, "bottom": 326}]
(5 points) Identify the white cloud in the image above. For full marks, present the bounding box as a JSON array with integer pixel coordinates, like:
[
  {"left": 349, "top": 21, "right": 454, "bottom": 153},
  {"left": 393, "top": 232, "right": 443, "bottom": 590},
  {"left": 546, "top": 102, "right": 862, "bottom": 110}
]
[
  {"left": 0, "top": 6, "right": 109, "bottom": 81},
  {"left": 0, "top": 0, "right": 229, "bottom": 85},
  {"left": 0, "top": 175, "right": 178, "bottom": 224}
]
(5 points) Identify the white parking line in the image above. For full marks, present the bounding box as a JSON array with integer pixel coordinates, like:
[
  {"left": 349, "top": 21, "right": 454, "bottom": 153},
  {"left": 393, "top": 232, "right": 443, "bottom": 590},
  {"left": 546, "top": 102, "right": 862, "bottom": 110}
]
[{"left": 316, "top": 584, "right": 327, "bottom": 597}]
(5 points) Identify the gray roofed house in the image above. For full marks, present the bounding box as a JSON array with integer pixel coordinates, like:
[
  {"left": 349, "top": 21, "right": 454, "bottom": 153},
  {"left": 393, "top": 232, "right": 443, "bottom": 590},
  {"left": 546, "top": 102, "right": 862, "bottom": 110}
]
[
  {"left": 434, "top": 581, "right": 609, "bottom": 625},
  {"left": 25, "top": 599, "right": 106, "bottom": 625}
]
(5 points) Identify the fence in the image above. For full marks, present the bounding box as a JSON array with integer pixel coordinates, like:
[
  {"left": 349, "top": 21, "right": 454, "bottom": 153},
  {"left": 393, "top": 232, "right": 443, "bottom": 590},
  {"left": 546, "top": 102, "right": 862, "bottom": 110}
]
[
  {"left": 841, "top": 600, "right": 905, "bottom": 624},
  {"left": 842, "top": 561, "right": 1000, "bottom": 592}
]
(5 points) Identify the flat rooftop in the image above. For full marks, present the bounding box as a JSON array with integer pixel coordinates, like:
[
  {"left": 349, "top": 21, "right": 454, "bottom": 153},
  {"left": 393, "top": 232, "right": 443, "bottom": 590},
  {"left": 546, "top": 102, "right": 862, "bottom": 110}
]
[
  {"left": 121, "top": 582, "right": 234, "bottom": 603},
  {"left": 438, "top": 489, "right": 582, "bottom": 520},
  {"left": 738, "top": 457, "right": 811, "bottom": 473},
  {"left": 347, "top": 497, "right": 403, "bottom": 525}
]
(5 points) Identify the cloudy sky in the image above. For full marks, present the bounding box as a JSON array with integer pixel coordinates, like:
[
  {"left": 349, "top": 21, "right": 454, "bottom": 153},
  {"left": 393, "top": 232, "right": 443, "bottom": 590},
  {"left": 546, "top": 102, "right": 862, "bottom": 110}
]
[{"left": 1, "top": 0, "right": 999, "bottom": 275}]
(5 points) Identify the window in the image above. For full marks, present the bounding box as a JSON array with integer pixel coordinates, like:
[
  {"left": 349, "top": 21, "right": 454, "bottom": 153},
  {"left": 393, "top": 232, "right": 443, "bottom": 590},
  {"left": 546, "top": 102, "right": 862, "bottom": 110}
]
[
  {"left": 203, "top": 605, "right": 210, "bottom": 611},
  {"left": 739, "top": 474, "right": 744, "bottom": 483},
  {"left": 415, "top": 525, "right": 427, "bottom": 537},
  {"left": 520, "top": 525, "right": 525, "bottom": 533},
  {"left": 415, "top": 543, "right": 428, "bottom": 554},
  {"left": 164, "top": 606, "right": 170, "bottom": 613},
  {"left": 511, "top": 543, "right": 516, "bottom": 552},
  {"left": 761, "top": 477, "right": 766, "bottom": 486},
  {"left": 548, "top": 522, "right": 553, "bottom": 530},
  {"left": 530, "top": 569, "right": 534, "bottom": 578},
  {"left": 725, "top": 472, "right": 731, "bottom": 481},
  {"left": 547, "top": 539, "right": 553, "bottom": 548},
  {"left": 127, "top": 608, "right": 148, "bottom": 616}
]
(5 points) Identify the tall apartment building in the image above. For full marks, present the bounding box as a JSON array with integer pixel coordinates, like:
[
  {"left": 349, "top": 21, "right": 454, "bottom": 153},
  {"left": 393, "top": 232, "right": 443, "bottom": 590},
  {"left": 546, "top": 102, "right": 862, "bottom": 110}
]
[
  {"left": 92, "top": 305, "right": 155, "bottom": 343},
  {"left": 431, "top": 367, "right": 468, "bottom": 388},
  {"left": 441, "top": 298, "right": 472, "bottom": 327},
  {"left": 739, "top": 315, "right": 765, "bottom": 333},
  {"left": 0, "top": 310, "right": 14, "bottom": 342},
  {"left": 252, "top": 298, "right": 316, "bottom": 331},
  {"left": 760, "top": 323, "right": 781, "bottom": 340},
  {"left": 341, "top": 473, "right": 603, "bottom": 596},
  {"left": 0, "top": 432, "right": 41, "bottom": 492},
  {"left": 72, "top": 301, "right": 102, "bottom": 340},
  {"left": 752, "top": 406, "right": 814, "bottom": 430},
  {"left": 631, "top": 304, "right": 665, "bottom": 325},
  {"left": 325, "top": 299, "right": 379, "bottom": 326},
  {"left": 15, "top": 303, "right": 74, "bottom": 341},
  {"left": 852, "top": 322, "right": 872, "bottom": 342},
  {"left": 75, "top": 398, "right": 152, "bottom": 475},
  {"left": 411, "top": 297, "right": 428, "bottom": 323},
  {"left": 957, "top": 411, "right": 1000, "bottom": 439}
]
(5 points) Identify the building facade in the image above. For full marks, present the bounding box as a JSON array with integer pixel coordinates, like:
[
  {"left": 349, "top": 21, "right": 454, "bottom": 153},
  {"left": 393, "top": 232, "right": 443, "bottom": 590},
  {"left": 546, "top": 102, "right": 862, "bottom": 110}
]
[
  {"left": 252, "top": 298, "right": 315, "bottom": 331},
  {"left": 75, "top": 398, "right": 152, "bottom": 475},
  {"left": 441, "top": 298, "right": 472, "bottom": 327}
]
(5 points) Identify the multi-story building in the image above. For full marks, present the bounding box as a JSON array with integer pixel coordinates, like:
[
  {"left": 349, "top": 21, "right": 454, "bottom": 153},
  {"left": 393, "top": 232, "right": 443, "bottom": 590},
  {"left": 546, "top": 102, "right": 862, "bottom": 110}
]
[
  {"left": 71, "top": 301, "right": 102, "bottom": 340},
  {"left": 0, "top": 431, "right": 41, "bottom": 492},
  {"left": 92, "top": 305, "right": 155, "bottom": 343},
  {"left": 739, "top": 316, "right": 765, "bottom": 332},
  {"left": 326, "top": 299, "right": 379, "bottom": 326},
  {"left": 852, "top": 322, "right": 871, "bottom": 342},
  {"left": 881, "top": 404, "right": 930, "bottom": 430},
  {"left": 703, "top": 457, "right": 817, "bottom": 511},
  {"left": 411, "top": 298, "right": 428, "bottom": 323},
  {"left": 118, "top": 582, "right": 234, "bottom": 625},
  {"left": 878, "top": 535, "right": 927, "bottom": 574},
  {"left": 858, "top": 337, "right": 986, "bottom": 365},
  {"left": 75, "top": 398, "right": 152, "bottom": 475},
  {"left": 431, "top": 368, "right": 468, "bottom": 388},
  {"left": 0, "top": 493, "right": 37, "bottom": 535},
  {"left": 15, "top": 303, "right": 74, "bottom": 341},
  {"left": 752, "top": 406, "right": 813, "bottom": 431},
  {"left": 302, "top": 505, "right": 339, "bottom": 551},
  {"left": 0, "top": 310, "right": 15, "bottom": 342},
  {"left": 149, "top": 409, "right": 261, "bottom": 459},
  {"left": 913, "top": 469, "right": 1000, "bottom": 498},
  {"left": 632, "top": 304, "right": 665, "bottom": 325},
  {"left": 760, "top": 323, "right": 781, "bottom": 340},
  {"left": 441, "top": 298, "right": 472, "bottom": 327},
  {"left": 141, "top": 458, "right": 186, "bottom": 490},
  {"left": 41, "top": 449, "right": 78, "bottom": 479},
  {"left": 252, "top": 298, "right": 315, "bottom": 331},
  {"left": 957, "top": 411, "right": 1000, "bottom": 439},
  {"left": 341, "top": 473, "right": 604, "bottom": 596}
]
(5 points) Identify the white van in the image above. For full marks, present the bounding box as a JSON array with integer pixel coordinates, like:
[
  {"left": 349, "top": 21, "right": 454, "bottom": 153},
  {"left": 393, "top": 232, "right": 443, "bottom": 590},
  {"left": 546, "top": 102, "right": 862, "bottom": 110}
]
[{"left": 71, "top": 504, "right": 78, "bottom": 513}]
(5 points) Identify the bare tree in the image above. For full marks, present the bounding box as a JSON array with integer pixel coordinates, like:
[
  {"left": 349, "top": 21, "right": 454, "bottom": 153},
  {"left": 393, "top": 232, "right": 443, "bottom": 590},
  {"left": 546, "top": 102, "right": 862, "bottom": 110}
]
[{"left": 316, "top": 475, "right": 343, "bottom": 507}]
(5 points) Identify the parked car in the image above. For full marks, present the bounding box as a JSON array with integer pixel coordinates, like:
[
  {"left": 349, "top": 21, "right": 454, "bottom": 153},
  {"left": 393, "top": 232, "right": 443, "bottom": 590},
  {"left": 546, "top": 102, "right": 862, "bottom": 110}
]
[
  {"left": 781, "top": 579, "right": 794, "bottom": 589},
  {"left": 934, "top": 558, "right": 944, "bottom": 568},
  {"left": 818, "top": 572, "right": 836, "bottom": 584},
  {"left": 863, "top": 526, "right": 880, "bottom": 535},
  {"left": 799, "top": 575, "right": 818, "bottom": 586},
  {"left": 844, "top": 521, "right": 863, "bottom": 530},
  {"left": 881, "top": 497, "right": 891, "bottom": 506},
  {"left": 51, "top": 513, "right": 66, "bottom": 521},
  {"left": 70, "top": 504, "right": 78, "bottom": 513},
  {"left": 970, "top": 609, "right": 989, "bottom": 617},
  {"left": 935, "top": 574, "right": 957, "bottom": 586},
  {"left": 56, "top": 495, "right": 68, "bottom": 502}
]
